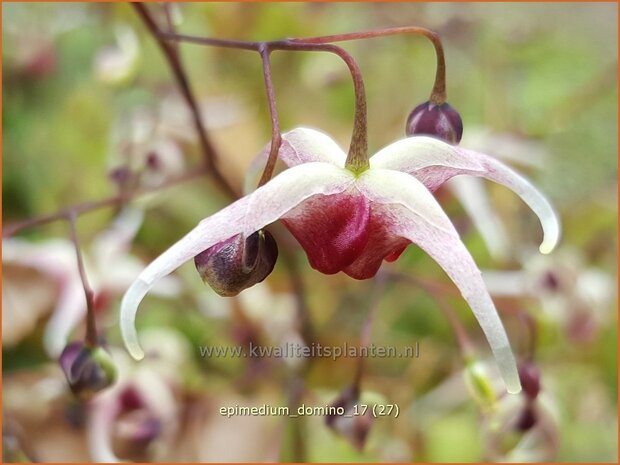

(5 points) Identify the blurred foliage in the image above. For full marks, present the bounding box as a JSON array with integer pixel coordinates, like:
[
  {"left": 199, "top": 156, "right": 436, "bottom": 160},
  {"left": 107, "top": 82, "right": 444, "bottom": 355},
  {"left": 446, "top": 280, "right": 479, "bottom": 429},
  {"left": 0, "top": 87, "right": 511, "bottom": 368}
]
[{"left": 3, "top": 2, "right": 617, "bottom": 462}]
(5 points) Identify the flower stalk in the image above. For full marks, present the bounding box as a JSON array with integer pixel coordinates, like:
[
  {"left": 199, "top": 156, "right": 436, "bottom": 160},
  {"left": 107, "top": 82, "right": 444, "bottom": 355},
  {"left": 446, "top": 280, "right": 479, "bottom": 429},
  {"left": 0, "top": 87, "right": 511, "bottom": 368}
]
[
  {"left": 257, "top": 43, "right": 282, "bottom": 187},
  {"left": 271, "top": 41, "right": 368, "bottom": 173},
  {"left": 288, "top": 26, "right": 446, "bottom": 104},
  {"left": 67, "top": 213, "right": 98, "bottom": 348},
  {"left": 155, "top": 25, "right": 450, "bottom": 175},
  {"left": 352, "top": 272, "right": 387, "bottom": 391}
]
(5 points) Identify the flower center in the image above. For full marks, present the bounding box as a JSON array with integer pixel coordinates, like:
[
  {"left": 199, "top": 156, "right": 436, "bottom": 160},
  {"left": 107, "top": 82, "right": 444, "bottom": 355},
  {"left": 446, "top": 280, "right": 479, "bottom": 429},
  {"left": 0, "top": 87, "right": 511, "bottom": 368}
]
[{"left": 282, "top": 193, "right": 371, "bottom": 274}]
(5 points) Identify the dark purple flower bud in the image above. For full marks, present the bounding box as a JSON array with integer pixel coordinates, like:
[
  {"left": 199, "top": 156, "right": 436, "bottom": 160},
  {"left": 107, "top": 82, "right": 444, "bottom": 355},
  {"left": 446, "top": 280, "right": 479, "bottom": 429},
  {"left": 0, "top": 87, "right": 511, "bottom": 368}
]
[
  {"left": 515, "top": 403, "right": 538, "bottom": 431},
  {"left": 518, "top": 361, "right": 541, "bottom": 400},
  {"left": 59, "top": 342, "right": 117, "bottom": 400},
  {"left": 405, "top": 101, "right": 463, "bottom": 144},
  {"left": 194, "top": 229, "right": 278, "bottom": 297},
  {"left": 326, "top": 387, "right": 373, "bottom": 451}
]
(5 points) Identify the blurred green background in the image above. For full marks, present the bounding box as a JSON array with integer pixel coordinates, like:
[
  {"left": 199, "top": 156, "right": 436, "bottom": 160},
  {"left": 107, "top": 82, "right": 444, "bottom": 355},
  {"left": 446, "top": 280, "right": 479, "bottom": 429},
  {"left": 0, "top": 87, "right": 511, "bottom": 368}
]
[{"left": 3, "top": 2, "right": 617, "bottom": 462}]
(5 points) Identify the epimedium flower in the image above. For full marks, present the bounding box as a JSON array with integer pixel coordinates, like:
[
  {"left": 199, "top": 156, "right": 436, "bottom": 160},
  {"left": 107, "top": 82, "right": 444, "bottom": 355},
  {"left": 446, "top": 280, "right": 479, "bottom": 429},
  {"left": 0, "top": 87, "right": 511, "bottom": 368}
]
[
  {"left": 87, "top": 328, "right": 190, "bottom": 462},
  {"left": 482, "top": 246, "right": 614, "bottom": 343},
  {"left": 414, "top": 356, "right": 559, "bottom": 462},
  {"left": 120, "top": 127, "right": 560, "bottom": 394}
]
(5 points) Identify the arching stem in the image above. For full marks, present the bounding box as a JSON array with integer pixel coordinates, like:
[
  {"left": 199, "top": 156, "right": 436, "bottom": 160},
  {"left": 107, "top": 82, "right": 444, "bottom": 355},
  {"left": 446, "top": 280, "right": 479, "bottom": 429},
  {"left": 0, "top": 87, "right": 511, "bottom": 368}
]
[
  {"left": 289, "top": 27, "right": 447, "bottom": 104},
  {"left": 68, "top": 213, "right": 98, "bottom": 348},
  {"left": 271, "top": 40, "right": 368, "bottom": 173},
  {"left": 257, "top": 44, "right": 283, "bottom": 188}
]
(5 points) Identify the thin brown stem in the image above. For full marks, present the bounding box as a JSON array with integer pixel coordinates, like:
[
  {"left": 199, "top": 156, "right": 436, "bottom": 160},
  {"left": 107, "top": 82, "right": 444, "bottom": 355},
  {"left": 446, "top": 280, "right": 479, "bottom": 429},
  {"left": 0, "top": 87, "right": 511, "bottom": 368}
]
[
  {"left": 289, "top": 27, "right": 446, "bottom": 104},
  {"left": 161, "top": 3, "right": 179, "bottom": 56},
  {"left": 519, "top": 310, "right": 537, "bottom": 361},
  {"left": 67, "top": 214, "right": 97, "bottom": 348},
  {"left": 279, "top": 243, "right": 314, "bottom": 346},
  {"left": 352, "top": 272, "right": 387, "bottom": 394},
  {"left": 257, "top": 44, "right": 282, "bottom": 188},
  {"left": 159, "top": 31, "right": 259, "bottom": 51},
  {"left": 271, "top": 41, "right": 368, "bottom": 172},
  {"left": 161, "top": 26, "right": 447, "bottom": 105},
  {"left": 3, "top": 169, "right": 207, "bottom": 238},
  {"left": 132, "top": 3, "right": 237, "bottom": 198},
  {"left": 157, "top": 31, "right": 369, "bottom": 172}
]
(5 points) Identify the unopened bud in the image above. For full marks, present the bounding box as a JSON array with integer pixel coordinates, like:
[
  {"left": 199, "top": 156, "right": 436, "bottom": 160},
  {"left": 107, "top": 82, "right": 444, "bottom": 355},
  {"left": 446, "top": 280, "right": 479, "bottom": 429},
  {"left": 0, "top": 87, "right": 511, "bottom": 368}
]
[
  {"left": 405, "top": 101, "right": 463, "bottom": 144},
  {"left": 59, "top": 342, "right": 117, "bottom": 400},
  {"left": 194, "top": 229, "right": 278, "bottom": 297},
  {"left": 518, "top": 361, "right": 541, "bottom": 400},
  {"left": 464, "top": 360, "right": 497, "bottom": 410}
]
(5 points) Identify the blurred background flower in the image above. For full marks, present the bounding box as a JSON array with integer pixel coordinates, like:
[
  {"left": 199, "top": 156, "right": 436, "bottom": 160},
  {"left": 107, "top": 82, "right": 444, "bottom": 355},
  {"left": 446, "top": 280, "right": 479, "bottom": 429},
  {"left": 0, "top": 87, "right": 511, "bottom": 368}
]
[
  {"left": 3, "top": 2, "right": 617, "bottom": 462},
  {"left": 3, "top": 207, "right": 181, "bottom": 357}
]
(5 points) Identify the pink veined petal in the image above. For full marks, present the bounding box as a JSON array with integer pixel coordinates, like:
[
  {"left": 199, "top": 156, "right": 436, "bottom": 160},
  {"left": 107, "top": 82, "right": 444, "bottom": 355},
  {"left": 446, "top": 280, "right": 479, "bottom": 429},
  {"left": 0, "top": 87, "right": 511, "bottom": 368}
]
[
  {"left": 243, "top": 127, "right": 347, "bottom": 194},
  {"left": 370, "top": 136, "right": 560, "bottom": 255},
  {"left": 121, "top": 162, "right": 355, "bottom": 360},
  {"left": 357, "top": 169, "right": 521, "bottom": 394}
]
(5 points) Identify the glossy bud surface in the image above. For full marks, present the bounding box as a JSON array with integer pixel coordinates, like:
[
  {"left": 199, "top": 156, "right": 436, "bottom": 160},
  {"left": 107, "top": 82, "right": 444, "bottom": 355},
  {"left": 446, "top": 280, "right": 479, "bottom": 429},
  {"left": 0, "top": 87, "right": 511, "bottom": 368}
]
[
  {"left": 194, "top": 229, "right": 278, "bottom": 296},
  {"left": 406, "top": 101, "right": 463, "bottom": 144}
]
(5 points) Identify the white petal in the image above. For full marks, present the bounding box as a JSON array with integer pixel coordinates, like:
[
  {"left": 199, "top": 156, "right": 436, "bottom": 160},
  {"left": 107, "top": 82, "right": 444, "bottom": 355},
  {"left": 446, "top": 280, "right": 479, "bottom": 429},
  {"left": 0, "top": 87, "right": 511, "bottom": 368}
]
[
  {"left": 3, "top": 238, "right": 90, "bottom": 357},
  {"left": 121, "top": 162, "right": 354, "bottom": 360},
  {"left": 447, "top": 176, "right": 510, "bottom": 261},
  {"left": 370, "top": 136, "right": 560, "bottom": 254},
  {"left": 357, "top": 169, "right": 521, "bottom": 393},
  {"left": 244, "top": 127, "right": 347, "bottom": 194},
  {"left": 2, "top": 238, "right": 77, "bottom": 276},
  {"left": 88, "top": 394, "right": 122, "bottom": 462},
  {"left": 43, "top": 280, "right": 86, "bottom": 357},
  {"left": 462, "top": 148, "right": 560, "bottom": 255},
  {"left": 92, "top": 206, "right": 144, "bottom": 268}
]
